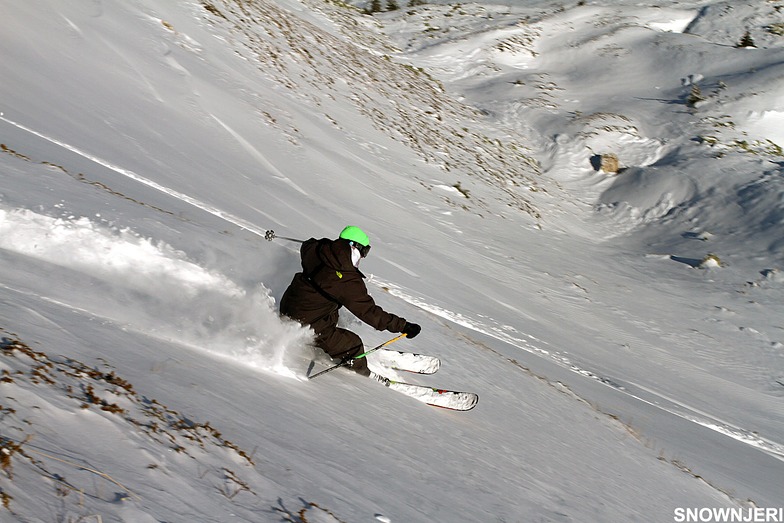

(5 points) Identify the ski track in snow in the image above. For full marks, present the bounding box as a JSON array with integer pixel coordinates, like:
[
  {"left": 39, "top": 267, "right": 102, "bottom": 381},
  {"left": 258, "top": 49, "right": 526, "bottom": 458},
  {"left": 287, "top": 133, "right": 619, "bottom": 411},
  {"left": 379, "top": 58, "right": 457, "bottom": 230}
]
[
  {"left": 209, "top": 113, "right": 309, "bottom": 196},
  {"left": 376, "top": 279, "right": 784, "bottom": 462},
  {"left": 4, "top": 118, "right": 782, "bottom": 463},
  {"left": 0, "top": 115, "right": 272, "bottom": 240}
]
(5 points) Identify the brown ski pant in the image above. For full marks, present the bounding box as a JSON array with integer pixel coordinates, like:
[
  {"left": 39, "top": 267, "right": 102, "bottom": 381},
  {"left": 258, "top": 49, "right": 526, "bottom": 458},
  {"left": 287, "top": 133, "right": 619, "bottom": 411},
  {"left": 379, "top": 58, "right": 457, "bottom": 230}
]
[{"left": 315, "top": 325, "right": 369, "bottom": 376}]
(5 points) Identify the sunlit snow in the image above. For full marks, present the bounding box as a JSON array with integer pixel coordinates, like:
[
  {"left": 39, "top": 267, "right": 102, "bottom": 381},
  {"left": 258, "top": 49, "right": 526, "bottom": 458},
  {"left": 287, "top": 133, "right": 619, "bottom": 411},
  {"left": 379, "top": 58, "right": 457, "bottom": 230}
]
[{"left": 1, "top": 0, "right": 783, "bottom": 521}]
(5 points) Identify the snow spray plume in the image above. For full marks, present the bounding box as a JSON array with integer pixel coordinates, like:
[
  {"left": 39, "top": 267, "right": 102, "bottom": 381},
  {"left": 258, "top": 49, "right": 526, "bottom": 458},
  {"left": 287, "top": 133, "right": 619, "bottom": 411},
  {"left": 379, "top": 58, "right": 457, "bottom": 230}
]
[{"left": 0, "top": 208, "right": 315, "bottom": 376}]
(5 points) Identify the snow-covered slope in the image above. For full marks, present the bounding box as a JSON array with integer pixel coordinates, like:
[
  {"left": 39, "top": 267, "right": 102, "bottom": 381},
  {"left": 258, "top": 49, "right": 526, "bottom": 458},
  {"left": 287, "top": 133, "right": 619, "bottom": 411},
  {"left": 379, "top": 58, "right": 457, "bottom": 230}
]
[{"left": 1, "top": 0, "right": 783, "bottom": 521}]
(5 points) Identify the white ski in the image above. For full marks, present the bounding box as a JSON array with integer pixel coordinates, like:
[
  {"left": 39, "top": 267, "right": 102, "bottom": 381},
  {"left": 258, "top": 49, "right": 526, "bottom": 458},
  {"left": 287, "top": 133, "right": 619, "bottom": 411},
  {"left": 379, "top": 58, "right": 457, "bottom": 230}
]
[
  {"left": 372, "top": 348, "right": 441, "bottom": 374},
  {"left": 371, "top": 373, "right": 478, "bottom": 411}
]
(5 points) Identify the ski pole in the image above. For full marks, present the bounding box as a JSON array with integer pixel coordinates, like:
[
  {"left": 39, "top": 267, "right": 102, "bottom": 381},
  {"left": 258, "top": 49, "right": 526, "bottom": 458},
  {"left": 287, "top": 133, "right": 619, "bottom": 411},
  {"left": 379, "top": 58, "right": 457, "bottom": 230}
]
[
  {"left": 265, "top": 230, "right": 304, "bottom": 243},
  {"left": 308, "top": 334, "right": 407, "bottom": 380}
]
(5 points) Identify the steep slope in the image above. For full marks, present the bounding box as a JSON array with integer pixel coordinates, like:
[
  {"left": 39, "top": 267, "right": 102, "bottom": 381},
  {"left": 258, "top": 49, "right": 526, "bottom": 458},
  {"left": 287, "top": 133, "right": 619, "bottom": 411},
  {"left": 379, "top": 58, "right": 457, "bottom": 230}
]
[{"left": 1, "top": 0, "right": 783, "bottom": 522}]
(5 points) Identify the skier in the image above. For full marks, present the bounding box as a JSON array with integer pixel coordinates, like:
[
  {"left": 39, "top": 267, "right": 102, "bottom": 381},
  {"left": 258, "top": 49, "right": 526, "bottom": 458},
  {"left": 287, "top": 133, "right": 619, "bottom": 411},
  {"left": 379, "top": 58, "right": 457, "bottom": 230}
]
[{"left": 280, "top": 226, "right": 421, "bottom": 377}]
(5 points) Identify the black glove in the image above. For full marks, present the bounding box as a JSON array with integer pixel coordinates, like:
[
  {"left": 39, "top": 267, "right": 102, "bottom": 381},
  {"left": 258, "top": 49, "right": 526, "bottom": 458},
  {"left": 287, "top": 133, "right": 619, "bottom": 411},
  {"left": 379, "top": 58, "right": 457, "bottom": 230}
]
[{"left": 402, "top": 322, "right": 421, "bottom": 339}]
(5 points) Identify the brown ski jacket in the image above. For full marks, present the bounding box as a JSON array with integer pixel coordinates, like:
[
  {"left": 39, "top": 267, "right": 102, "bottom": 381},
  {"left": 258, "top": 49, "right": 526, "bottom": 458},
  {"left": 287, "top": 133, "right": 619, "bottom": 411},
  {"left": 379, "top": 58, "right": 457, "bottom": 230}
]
[{"left": 279, "top": 237, "right": 407, "bottom": 336}]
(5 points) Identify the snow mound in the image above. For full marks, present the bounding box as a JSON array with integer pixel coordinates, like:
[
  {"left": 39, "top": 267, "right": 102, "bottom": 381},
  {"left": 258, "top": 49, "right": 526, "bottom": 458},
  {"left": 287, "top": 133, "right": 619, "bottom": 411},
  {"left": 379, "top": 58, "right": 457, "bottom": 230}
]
[
  {"left": 595, "top": 166, "right": 698, "bottom": 232},
  {"left": 685, "top": 1, "right": 784, "bottom": 49}
]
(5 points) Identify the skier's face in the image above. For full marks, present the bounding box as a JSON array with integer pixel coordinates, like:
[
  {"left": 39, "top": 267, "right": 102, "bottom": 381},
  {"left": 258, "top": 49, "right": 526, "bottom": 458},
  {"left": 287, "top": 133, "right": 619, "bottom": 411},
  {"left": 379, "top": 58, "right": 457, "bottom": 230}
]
[{"left": 351, "top": 245, "right": 362, "bottom": 267}]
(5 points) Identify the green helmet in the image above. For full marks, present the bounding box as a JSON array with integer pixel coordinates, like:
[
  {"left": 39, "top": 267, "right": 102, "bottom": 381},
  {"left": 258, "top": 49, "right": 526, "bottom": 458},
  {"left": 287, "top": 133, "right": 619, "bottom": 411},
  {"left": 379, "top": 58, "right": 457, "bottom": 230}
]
[
  {"left": 339, "top": 225, "right": 370, "bottom": 246},
  {"left": 339, "top": 225, "right": 371, "bottom": 257}
]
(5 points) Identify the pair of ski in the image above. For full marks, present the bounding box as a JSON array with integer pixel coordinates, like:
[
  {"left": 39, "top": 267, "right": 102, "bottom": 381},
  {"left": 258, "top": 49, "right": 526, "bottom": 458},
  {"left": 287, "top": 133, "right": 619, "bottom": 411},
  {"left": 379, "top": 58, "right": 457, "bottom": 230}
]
[{"left": 308, "top": 335, "right": 479, "bottom": 411}]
